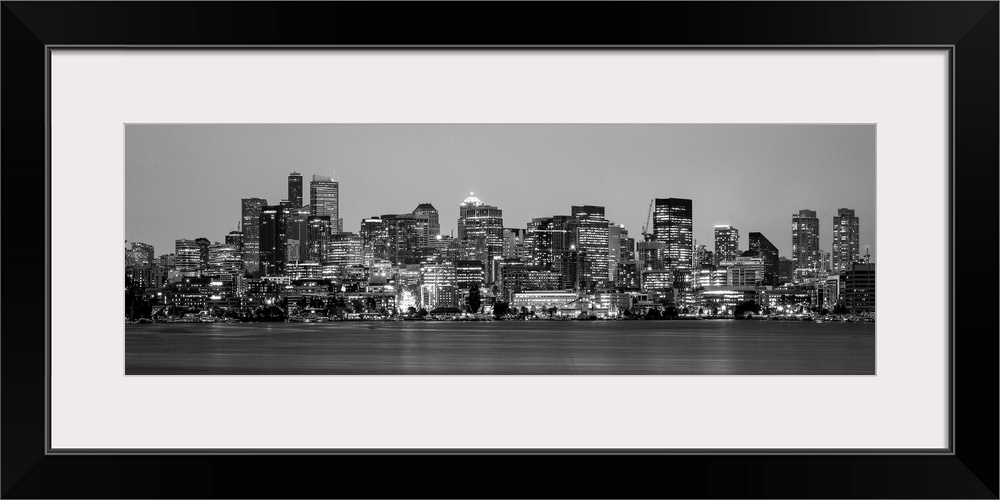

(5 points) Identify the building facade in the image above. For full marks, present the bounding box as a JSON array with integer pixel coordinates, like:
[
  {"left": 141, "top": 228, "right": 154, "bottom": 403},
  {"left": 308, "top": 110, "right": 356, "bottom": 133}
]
[
  {"left": 713, "top": 225, "right": 740, "bottom": 266},
  {"left": 748, "top": 232, "right": 779, "bottom": 286},
  {"left": 652, "top": 198, "right": 694, "bottom": 273},
  {"left": 457, "top": 193, "right": 503, "bottom": 282},
  {"left": 832, "top": 208, "right": 860, "bottom": 272},
  {"left": 240, "top": 197, "right": 266, "bottom": 277},
  {"left": 287, "top": 171, "right": 303, "bottom": 208},
  {"left": 792, "top": 209, "right": 821, "bottom": 270},
  {"left": 310, "top": 174, "right": 341, "bottom": 232}
]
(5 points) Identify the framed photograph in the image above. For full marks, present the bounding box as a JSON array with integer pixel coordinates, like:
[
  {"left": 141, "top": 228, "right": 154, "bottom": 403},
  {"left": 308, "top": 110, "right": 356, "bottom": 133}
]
[{"left": 3, "top": 2, "right": 996, "bottom": 498}]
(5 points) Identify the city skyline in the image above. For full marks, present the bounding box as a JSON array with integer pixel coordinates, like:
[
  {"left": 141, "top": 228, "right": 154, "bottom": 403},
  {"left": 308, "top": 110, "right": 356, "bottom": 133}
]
[{"left": 125, "top": 124, "right": 876, "bottom": 261}]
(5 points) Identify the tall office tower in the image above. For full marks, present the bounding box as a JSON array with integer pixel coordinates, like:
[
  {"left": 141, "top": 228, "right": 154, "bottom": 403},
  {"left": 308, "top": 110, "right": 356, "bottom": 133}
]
[
  {"left": 207, "top": 243, "right": 242, "bottom": 282},
  {"left": 194, "top": 237, "right": 211, "bottom": 273},
  {"left": 286, "top": 205, "right": 311, "bottom": 262},
  {"left": 713, "top": 225, "right": 740, "bottom": 265},
  {"left": 307, "top": 215, "right": 332, "bottom": 264},
  {"left": 652, "top": 198, "right": 694, "bottom": 273},
  {"left": 381, "top": 213, "right": 424, "bottom": 264},
  {"left": 174, "top": 239, "right": 202, "bottom": 277},
  {"left": 412, "top": 203, "right": 440, "bottom": 246},
  {"left": 792, "top": 209, "right": 821, "bottom": 269},
  {"left": 527, "top": 217, "right": 555, "bottom": 269},
  {"left": 778, "top": 257, "right": 794, "bottom": 284},
  {"left": 125, "top": 242, "right": 155, "bottom": 267},
  {"left": 360, "top": 217, "right": 388, "bottom": 264},
  {"left": 240, "top": 197, "right": 267, "bottom": 277},
  {"left": 457, "top": 193, "right": 503, "bottom": 282},
  {"left": 259, "top": 205, "right": 289, "bottom": 276},
  {"left": 748, "top": 232, "right": 779, "bottom": 286},
  {"left": 832, "top": 208, "right": 860, "bottom": 272},
  {"left": 310, "top": 174, "right": 341, "bottom": 232},
  {"left": 608, "top": 224, "right": 625, "bottom": 283},
  {"left": 287, "top": 171, "right": 303, "bottom": 208},
  {"left": 571, "top": 205, "right": 611, "bottom": 289}
]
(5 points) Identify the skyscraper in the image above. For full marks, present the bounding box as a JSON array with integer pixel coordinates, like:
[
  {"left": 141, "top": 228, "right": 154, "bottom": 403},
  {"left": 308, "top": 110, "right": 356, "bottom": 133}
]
[
  {"left": 307, "top": 215, "right": 331, "bottom": 264},
  {"left": 457, "top": 193, "right": 503, "bottom": 282},
  {"left": 652, "top": 198, "right": 693, "bottom": 273},
  {"left": 832, "top": 208, "right": 860, "bottom": 272},
  {"left": 310, "top": 174, "right": 341, "bottom": 232},
  {"left": 412, "top": 203, "right": 440, "bottom": 246},
  {"left": 748, "top": 232, "right": 779, "bottom": 286},
  {"left": 572, "top": 205, "right": 611, "bottom": 289},
  {"left": 287, "top": 171, "right": 303, "bottom": 208},
  {"left": 240, "top": 197, "right": 266, "bottom": 277},
  {"left": 792, "top": 209, "right": 820, "bottom": 269},
  {"left": 286, "top": 205, "right": 311, "bottom": 263},
  {"left": 259, "top": 205, "right": 289, "bottom": 276},
  {"left": 713, "top": 225, "right": 740, "bottom": 265}
]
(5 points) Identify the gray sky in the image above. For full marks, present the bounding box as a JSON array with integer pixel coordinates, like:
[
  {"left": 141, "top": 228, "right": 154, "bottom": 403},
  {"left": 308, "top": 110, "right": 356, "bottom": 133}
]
[{"left": 125, "top": 124, "right": 876, "bottom": 261}]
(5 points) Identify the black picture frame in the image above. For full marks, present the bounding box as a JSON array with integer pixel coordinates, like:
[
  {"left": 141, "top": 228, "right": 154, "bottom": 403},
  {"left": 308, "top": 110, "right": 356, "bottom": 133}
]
[{"left": 2, "top": 2, "right": 996, "bottom": 498}]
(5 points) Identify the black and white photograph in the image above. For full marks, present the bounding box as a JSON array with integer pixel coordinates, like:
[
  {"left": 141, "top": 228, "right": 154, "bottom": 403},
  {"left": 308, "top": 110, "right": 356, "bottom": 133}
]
[{"left": 124, "top": 123, "right": 876, "bottom": 375}]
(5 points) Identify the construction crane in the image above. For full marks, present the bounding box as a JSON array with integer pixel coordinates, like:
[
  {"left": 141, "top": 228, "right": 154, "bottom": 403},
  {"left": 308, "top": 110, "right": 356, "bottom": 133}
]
[{"left": 641, "top": 199, "right": 654, "bottom": 241}]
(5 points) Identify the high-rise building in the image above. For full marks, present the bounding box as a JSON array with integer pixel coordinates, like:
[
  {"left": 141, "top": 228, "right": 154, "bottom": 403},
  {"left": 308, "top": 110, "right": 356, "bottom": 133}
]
[
  {"left": 457, "top": 193, "right": 503, "bottom": 282},
  {"left": 844, "top": 262, "right": 875, "bottom": 313},
  {"left": 125, "top": 242, "right": 155, "bottom": 267},
  {"left": 792, "top": 209, "right": 820, "bottom": 270},
  {"left": 360, "top": 217, "right": 388, "bottom": 264},
  {"left": 652, "top": 198, "right": 693, "bottom": 273},
  {"left": 259, "top": 205, "right": 289, "bottom": 276},
  {"left": 832, "top": 208, "right": 860, "bottom": 273},
  {"left": 241, "top": 197, "right": 267, "bottom": 277},
  {"left": 713, "top": 225, "right": 739, "bottom": 265},
  {"left": 194, "top": 237, "right": 211, "bottom": 273},
  {"left": 207, "top": 242, "right": 242, "bottom": 282},
  {"left": 225, "top": 231, "right": 243, "bottom": 253},
  {"left": 571, "top": 205, "right": 611, "bottom": 289},
  {"left": 307, "top": 215, "right": 332, "bottom": 264},
  {"left": 287, "top": 172, "right": 303, "bottom": 208},
  {"left": 412, "top": 203, "right": 440, "bottom": 246},
  {"left": 310, "top": 174, "right": 341, "bottom": 232},
  {"left": 502, "top": 228, "right": 528, "bottom": 261},
  {"left": 527, "top": 217, "right": 556, "bottom": 270},
  {"left": 174, "top": 239, "right": 201, "bottom": 277},
  {"left": 286, "top": 205, "right": 311, "bottom": 263},
  {"left": 328, "top": 232, "right": 363, "bottom": 268},
  {"left": 778, "top": 257, "right": 794, "bottom": 284},
  {"left": 748, "top": 232, "right": 779, "bottom": 286}
]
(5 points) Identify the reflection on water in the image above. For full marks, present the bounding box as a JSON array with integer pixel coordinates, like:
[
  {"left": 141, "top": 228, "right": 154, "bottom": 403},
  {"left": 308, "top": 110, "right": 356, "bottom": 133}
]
[{"left": 124, "top": 320, "right": 875, "bottom": 375}]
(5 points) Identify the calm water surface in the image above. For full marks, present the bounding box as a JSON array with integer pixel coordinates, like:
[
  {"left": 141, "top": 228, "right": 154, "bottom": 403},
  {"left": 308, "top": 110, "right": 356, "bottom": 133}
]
[{"left": 125, "top": 320, "right": 875, "bottom": 375}]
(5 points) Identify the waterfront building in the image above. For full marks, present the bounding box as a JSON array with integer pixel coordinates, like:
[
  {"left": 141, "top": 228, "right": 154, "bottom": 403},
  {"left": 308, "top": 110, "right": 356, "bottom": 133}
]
[
  {"left": 174, "top": 239, "right": 201, "bottom": 277},
  {"left": 824, "top": 274, "right": 846, "bottom": 310},
  {"left": 259, "top": 204, "right": 290, "bottom": 276},
  {"left": 572, "top": 205, "right": 611, "bottom": 288},
  {"left": 748, "top": 232, "right": 779, "bottom": 286},
  {"left": 457, "top": 192, "right": 503, "bottom": 282},
  {"left": 700, "top": 286, "right": 760, "bottom": 316},
  {"left": 310, "top": 174, "right": 341, "bottom": 232},
  {"left": 420, "top": 261, "right": 458, "bottom": 309},
  {"left": 652, "top": 198, "right": 694, "bottom": 273},
  {"left": 412, "top": 203, "right": 440, "bottom": 247},
  {"left": 510, "top": 290, "right": 580, "bottom": 312},
  {"left": 499, "top": 264, "right": 562, "bottom": 301},
  {"left": 844, "top": 262, "right": 875, "bottom": 313},
  {"left": 714, "top": 225, "right": 740, "bottom": 266},
  {"left": 832, "top": 208, "right": 860, "bottom": 272},
  {"left": 240, "top": 197, "right": 267, "bottom": 277},
  {"left": 287, "top": 171, "right": 303, "bottom": 208},
  {"left": 792, "top": 209, "right": 821, "bottom": 270}
]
